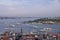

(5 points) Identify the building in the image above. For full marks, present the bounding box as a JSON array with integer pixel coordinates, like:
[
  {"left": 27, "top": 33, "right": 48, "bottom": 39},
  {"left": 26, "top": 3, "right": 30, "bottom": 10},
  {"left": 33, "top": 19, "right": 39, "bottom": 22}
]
[
  {"left": 20, "top": 34, "right": 35, "bottom": 40},
  {"left": 3, "top": 32, "right": 9, "bottom": 40}
]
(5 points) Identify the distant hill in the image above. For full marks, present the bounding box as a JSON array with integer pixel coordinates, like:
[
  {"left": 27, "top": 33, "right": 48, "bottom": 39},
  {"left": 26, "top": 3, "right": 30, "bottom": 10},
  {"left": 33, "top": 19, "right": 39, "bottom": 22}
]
[{"left": 24, "top": 17, "right": 60, "bottom": 24}]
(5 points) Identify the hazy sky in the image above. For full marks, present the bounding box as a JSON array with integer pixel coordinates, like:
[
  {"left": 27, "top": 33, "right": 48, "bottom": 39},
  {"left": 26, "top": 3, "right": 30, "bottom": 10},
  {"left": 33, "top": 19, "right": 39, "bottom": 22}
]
[{"left": 0, "top": 0, "right": 60, "bottom": 17}]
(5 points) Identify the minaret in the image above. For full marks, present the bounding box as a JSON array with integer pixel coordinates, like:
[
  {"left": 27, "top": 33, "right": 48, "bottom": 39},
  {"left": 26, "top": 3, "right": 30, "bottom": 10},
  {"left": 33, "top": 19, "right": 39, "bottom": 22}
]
[{"left": 21, "top": 27, "right": 23, "bottom": 35}]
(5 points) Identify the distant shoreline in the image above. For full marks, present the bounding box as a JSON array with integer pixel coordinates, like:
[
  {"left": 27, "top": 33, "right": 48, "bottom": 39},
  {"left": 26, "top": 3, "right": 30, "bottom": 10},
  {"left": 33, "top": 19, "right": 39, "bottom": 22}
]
[
  {"left": 23, "top": 17, "right": 60, "bottom": 24},
  {"left": 23, "top": 22, "right": 60, "bottom": 25}
]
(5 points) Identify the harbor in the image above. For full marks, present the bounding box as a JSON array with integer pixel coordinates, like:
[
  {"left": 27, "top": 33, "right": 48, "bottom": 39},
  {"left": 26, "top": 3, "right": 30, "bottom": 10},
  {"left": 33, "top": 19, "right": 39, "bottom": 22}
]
[{"left": 0, "top": 18, "right": 60, "bottom": 40}]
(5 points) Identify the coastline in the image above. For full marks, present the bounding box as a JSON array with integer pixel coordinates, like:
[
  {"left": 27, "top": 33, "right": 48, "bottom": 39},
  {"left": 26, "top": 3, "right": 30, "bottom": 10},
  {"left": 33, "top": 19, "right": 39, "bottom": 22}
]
[{"left": 23, "top": 21, "right": 60, "bottom": 25}]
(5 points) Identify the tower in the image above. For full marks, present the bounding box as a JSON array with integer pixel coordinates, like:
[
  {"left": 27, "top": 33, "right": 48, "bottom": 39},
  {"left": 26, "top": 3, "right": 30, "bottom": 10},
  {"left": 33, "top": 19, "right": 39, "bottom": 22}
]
[{"left": 21, "top": 27, "right": 23, "bottom": 35}]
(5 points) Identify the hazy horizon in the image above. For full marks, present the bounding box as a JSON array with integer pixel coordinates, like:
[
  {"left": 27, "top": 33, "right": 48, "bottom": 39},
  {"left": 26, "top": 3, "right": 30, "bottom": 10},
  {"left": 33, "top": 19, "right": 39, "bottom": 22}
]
[{"left": 0, "top": 0, "right": 60, "bottom": 17}]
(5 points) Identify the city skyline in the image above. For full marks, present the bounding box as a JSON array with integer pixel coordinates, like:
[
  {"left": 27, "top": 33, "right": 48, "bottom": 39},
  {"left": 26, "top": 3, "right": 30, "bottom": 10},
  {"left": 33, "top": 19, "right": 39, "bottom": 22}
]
[{"left": 0, "top": 0, "right": 60, "bottom": 17}]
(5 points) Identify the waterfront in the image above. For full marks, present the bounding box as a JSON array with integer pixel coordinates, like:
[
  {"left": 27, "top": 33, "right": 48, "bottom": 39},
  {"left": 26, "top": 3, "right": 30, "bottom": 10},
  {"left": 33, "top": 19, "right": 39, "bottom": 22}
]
[
  {"left": 0, "top": 18, "right": 60, "bottom": 40},
  {"left": 0, "top": 18, "right": 60, "bottom": 33}
]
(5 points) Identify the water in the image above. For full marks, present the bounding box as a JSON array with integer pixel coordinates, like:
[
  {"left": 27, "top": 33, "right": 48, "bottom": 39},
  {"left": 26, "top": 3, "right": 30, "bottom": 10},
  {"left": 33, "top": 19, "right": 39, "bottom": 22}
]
[{"left": 0, "top": 18, "right": 60, "bottom": 34}]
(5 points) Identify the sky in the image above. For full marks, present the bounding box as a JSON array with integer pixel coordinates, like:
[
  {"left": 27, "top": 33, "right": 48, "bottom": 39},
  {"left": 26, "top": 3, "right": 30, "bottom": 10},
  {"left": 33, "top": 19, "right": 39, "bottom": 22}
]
[{"left": 0, "top": 0, "right": 60, "bottom": 17}]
